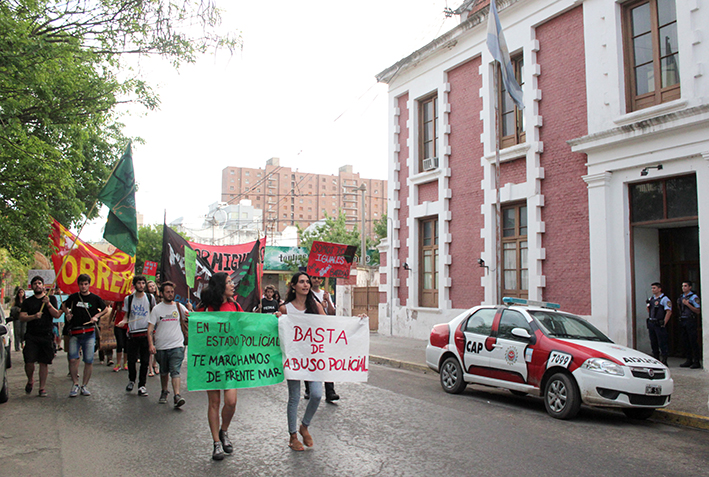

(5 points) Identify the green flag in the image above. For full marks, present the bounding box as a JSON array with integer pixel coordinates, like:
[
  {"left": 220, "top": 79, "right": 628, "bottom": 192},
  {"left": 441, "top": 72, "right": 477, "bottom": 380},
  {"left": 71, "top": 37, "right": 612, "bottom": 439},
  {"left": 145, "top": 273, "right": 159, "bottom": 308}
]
[
  {"left": 184, "top": 245, "right": 196, "bottom": 289},
  {"left": 232, "top": 239, "right": 261, "bottom": 312},
  {"left": 98, "top": 142, "right": 138, "bottom": 256}
]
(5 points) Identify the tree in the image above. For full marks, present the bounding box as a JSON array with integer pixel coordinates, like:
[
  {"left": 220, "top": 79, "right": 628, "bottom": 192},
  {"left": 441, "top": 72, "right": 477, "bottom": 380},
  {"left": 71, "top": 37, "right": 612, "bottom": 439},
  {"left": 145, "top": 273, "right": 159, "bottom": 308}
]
[
  {"left": 134, "top": 224, "right": 190, "bottom": 274},
  {"left": 287, "top": 211, "right": 374, "bottom": 270},
  {"left": 0, "top": 0, "right": 240, "bottom": 262},
  {"left": 369, "top": 214, "right": 388, "bottom": 265}
]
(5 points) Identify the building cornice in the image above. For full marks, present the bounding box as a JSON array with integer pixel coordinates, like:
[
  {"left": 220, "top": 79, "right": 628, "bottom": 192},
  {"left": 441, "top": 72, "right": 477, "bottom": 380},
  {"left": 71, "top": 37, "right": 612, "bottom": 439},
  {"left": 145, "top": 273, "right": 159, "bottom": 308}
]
[
  {"left": 568, "top": 104, "right": 709, "bottom": 153},
  {"left": 376, "top": 0, "right": 522, "bottom": 85}
]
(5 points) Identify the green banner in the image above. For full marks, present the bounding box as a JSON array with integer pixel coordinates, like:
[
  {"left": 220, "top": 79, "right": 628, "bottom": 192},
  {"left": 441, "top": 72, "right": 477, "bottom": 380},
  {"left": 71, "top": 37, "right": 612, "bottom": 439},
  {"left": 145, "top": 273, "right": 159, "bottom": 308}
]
[
  {"left": 184, "top": 246, "right": 196, "bottom": 288},
  {"left": 186, "top": 312, "right": 283, "bottom": 391},
  {"left": 263, "top": 246, "right": 308, "bottom": 271}
]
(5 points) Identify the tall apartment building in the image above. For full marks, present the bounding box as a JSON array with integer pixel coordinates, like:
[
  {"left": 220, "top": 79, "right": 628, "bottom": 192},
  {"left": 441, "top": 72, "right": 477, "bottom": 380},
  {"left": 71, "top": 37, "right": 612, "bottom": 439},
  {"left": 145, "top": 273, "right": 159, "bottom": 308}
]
[{"left": 221, "top": 158, "right": 387, "bottom": 239}]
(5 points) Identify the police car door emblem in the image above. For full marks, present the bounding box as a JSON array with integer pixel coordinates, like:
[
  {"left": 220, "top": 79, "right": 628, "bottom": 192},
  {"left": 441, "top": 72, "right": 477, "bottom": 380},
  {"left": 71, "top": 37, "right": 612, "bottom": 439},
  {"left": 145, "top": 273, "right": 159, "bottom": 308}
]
[{"left": 505, "top": 347, "right": 518, "bottom": 365}]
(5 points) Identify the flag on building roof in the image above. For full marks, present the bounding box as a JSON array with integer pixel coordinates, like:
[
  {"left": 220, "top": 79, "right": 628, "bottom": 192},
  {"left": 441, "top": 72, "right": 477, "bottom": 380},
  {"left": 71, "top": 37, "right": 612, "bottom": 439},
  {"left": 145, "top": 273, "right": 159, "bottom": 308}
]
[
  {"left": 97, "top": 142, "right": 138, "bottom": 255},
  {"left": 487, "top": 0, "right": 524, "bottom": 109}
]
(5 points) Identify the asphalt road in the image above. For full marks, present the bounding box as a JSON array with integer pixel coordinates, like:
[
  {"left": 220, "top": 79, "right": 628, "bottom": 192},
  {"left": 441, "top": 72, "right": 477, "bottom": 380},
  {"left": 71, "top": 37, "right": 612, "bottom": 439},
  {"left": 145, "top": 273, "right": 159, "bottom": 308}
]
[{"left": 2, "top": 355, "right": 708, "bottom": 476}]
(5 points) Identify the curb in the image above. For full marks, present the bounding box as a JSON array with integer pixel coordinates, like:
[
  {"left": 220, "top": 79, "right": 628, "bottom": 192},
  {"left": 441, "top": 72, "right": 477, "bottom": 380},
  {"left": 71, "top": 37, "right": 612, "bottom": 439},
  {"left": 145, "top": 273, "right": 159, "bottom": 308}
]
[
  {"left": 371, "top": 354, "right": 709, "bottom": 432},
  {"left": 370, "top": 355, "right": 431, "bottom": 374},
  {"left": 652, "top": 409, "right": 709, "bottom": 431}
]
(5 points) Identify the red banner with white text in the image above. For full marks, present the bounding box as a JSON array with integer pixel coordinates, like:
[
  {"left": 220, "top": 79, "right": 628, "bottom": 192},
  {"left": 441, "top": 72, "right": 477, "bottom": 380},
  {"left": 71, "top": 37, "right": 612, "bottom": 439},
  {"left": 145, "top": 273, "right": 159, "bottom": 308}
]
[{"left": 50, "top": 219, "right": 135, "bottom": 301}]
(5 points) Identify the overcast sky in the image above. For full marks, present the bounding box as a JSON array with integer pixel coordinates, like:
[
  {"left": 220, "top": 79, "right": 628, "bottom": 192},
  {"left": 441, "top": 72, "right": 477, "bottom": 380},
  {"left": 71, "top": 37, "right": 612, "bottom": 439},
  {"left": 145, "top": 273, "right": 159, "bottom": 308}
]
[{"left": 81, "top": 0, "right": 460, "bottom": 241}]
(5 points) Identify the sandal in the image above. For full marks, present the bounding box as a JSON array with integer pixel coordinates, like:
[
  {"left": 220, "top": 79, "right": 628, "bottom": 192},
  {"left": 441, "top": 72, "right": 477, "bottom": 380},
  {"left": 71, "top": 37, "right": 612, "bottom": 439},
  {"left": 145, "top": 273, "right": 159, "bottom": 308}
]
[
  {"left": 25, "top": 382, "right": 34, "bottom": 394},
  {"left": 288, "top": 434, "right": 304, "bottom": 451},
  {"left": 38, "top": 389, "right": 48, "bottom": 398},
  {"left": 299, "top": 425, "right": 314, "bottom": 447},
  {"left": 148, "top": 369, "right": 155, "bottom": 377}
]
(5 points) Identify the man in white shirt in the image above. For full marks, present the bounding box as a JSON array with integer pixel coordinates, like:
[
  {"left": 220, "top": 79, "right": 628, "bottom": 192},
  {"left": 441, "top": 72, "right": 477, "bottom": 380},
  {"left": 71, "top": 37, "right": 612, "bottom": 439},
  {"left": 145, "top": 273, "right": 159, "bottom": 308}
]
[
  {"left": 119, "top": 276, "right": 156, "bottom": 396},
  {"left": 148, "top": 281, "right": 188, "bottom": 408}
]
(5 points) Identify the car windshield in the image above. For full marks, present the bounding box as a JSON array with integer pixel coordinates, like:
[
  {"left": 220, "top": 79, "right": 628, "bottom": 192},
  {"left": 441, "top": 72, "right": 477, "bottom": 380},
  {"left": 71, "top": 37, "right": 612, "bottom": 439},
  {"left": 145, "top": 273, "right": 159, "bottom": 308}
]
[{"left": 529, "top": 310, "right": 612, "bottom": 342}]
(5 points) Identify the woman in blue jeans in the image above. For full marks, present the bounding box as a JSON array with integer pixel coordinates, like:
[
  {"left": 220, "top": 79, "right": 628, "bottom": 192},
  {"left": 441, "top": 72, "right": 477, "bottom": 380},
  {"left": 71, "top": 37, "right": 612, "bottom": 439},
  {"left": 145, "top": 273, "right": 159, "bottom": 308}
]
[{"left": 278, "top": 272, "right": 325, "bottom": 451}]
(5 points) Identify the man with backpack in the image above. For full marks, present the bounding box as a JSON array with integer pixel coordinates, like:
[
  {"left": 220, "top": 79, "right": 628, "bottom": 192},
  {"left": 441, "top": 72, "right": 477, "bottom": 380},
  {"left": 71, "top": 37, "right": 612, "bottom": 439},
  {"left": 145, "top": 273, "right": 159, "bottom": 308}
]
[{"left": 118, "top": 275, "right": 156, "bottom": 396}]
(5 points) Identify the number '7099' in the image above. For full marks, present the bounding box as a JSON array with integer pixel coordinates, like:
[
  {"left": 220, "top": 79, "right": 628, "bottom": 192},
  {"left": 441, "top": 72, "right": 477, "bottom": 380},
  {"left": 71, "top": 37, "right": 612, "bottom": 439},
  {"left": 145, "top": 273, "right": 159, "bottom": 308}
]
[{"left": 547, "top": 351, "right": 572, "bottom": 369}]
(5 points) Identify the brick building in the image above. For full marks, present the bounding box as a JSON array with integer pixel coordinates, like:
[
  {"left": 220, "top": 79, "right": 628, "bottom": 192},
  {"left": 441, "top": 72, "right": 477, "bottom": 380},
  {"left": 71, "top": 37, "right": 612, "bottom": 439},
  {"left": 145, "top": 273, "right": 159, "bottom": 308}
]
[
  {"left": 221, "top": 158, "right": 387, "bottom": 239},
  {"left": 376, "top": 0, "right": 708, "bottom": 361}
]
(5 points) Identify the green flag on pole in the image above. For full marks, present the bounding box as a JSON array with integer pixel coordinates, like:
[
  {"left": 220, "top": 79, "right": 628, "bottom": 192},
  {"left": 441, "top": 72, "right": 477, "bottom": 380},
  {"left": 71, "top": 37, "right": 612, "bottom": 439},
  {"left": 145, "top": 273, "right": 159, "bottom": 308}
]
[
  {"left": 184, "top": 245, "right": 196, "bottom": 289},
  {"left": 98, "top": 142, "right": 138, "bottom": 256}
]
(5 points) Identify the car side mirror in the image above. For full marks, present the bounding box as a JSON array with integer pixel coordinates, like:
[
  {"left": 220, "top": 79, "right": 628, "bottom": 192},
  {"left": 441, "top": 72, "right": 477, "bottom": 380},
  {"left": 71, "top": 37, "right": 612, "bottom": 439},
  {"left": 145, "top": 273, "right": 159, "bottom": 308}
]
[{"left": 511, "top": 327, "right": 531, "bottom": 340}]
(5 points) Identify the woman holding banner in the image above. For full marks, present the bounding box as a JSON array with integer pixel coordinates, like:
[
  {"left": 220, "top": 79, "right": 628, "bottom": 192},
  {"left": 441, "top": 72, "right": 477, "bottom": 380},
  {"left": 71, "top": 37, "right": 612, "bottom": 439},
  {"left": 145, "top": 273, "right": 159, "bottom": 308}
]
[
  {"left": 279, "top": 272, "right": 326, "bottom": 451},
  {"left": 197, "top": 272, "right": 243, "bottom": 461}
]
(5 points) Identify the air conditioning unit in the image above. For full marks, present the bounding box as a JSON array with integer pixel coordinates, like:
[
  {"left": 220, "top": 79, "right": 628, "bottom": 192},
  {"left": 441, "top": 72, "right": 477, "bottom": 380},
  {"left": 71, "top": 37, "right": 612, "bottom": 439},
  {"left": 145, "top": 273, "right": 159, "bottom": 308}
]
[{"left": 422, "top": 157, "right": 439, "bottom": 171}]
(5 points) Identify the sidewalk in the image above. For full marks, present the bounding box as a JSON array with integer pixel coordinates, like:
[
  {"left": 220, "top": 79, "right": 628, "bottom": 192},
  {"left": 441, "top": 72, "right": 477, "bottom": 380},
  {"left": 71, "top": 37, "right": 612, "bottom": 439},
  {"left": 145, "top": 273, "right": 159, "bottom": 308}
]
[{"left": 369, "top": 332, "right": 709, "bottom": 430}]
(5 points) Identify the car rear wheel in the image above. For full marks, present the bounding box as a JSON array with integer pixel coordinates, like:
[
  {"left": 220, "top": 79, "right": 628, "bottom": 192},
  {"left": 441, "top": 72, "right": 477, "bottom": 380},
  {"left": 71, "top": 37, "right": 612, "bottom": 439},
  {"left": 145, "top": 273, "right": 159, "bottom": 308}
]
[
  {"left": 544, "top": 372, "right": 580, "bottom": 419},
  {"left": 622, "top": 408, "right": 655, "bottom": 420},
  {"left": 440, "top": 357, "right": 466, "bottom": 394},
  {"left": 0, "top": 375, "right": 8, "bottom": 404}
]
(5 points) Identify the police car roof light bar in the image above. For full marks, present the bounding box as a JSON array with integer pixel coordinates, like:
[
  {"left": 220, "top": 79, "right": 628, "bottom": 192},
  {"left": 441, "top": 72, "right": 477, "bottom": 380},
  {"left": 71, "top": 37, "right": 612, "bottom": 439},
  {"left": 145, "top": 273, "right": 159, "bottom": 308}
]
[{"left": 502, "top": 297, "right": 561, "bottom": 310}]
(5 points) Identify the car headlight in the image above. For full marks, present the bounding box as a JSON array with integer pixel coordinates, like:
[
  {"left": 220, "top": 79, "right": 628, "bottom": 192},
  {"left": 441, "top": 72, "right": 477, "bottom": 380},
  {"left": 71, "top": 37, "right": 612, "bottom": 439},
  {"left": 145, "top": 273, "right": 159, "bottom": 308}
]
[{"left": 582, "top": 358, "right": 625, "bottom": 376}]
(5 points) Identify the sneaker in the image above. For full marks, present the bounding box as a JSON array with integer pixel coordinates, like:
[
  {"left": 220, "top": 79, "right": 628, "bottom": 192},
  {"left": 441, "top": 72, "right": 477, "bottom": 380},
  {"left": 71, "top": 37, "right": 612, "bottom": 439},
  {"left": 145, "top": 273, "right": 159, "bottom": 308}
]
[
  {"left": 126, "top": 381, "right": 135, "bottom": 392},
  {"left": 219, "top": 429, "right": 233, "bottom": 454},
  {"left": 138, "top": 386, "right": 148, "bottom": 397},
  {"left": 212, "top": 441, "right": 225, "bottom": 461},
  {"left": 69, "top": 384, "right": 80, "bottom": 398},
  {"left": 123, "top": 364, "right": 128, "bottom": 370},
  {"left": 112, "top": 366, "right": 121, "bottom": 372},
  {"left": 174, "top": 394, "right": 186, "bottom": 408},
  {"left": 326, "top": 392, "right": 340, "bottom": 402},
  {"left": 38, "top": 389, "right": 48, "bottom": 398},
  {"left": 80, "top": 385, "right": 91, "bottom": 396},
  {"left": 159, "top": 390, "right": 169, "bottom": 404}
]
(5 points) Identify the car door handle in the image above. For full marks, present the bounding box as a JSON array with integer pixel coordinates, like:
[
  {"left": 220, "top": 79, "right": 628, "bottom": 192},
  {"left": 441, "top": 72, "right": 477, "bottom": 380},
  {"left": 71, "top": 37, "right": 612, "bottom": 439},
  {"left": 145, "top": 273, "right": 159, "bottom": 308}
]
[{"left": 492, "top": 344, "right": 503, "bottom": 348}]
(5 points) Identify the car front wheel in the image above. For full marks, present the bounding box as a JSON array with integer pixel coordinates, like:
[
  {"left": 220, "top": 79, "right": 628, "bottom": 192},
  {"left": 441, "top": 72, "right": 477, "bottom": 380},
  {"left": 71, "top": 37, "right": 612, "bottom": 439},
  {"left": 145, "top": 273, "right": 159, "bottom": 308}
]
[
  {"left": 544, "top": 372, "right": 581, "bottom": 419},
  {"left": 440, "top": 357, "right": 466, "bottom": 394}
]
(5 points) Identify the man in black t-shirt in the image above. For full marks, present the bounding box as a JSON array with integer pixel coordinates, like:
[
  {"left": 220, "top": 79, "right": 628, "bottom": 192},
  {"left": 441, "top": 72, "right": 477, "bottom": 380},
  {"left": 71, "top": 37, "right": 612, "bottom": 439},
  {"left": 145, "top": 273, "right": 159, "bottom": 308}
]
[
  {"left": 62, "top": 274, "right": 109, "bottom": 397},
  {"left": 260, "top": 285, "right": 280, "bottom": 314},
  {"left": 19, "top": 276, "right": 62, "bottom": 397}
]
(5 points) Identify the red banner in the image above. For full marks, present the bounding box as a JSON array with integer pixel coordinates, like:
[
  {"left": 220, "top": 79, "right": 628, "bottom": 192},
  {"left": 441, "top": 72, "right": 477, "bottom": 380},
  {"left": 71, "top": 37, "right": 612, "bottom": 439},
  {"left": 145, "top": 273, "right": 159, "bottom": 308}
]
[
  {"left": 188, "top": 238, "right": 266, "bottom": 274},
  {"left": 307, "top": 241, "right": 357, "bottom": 278},
  {"left": 50, "top": 219, "right": 135, "bottom": 302}
]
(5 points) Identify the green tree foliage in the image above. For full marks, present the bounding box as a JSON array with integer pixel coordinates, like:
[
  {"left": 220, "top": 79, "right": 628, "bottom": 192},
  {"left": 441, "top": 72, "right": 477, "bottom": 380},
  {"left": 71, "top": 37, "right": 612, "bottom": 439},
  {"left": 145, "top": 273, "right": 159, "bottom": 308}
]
[
  {"left": 0, "top": 0, "right": 239, "bottom": 262},
  {"left": 287, "top": 211, "right": 380, "bottom": 270},
  {"left": 134, "top": 224, "right": 190, "bottom": 274},
  {"left": 369, "top": 213, "right": 388, "bottom": 265},
  {"left": 0, "top": 247, "right": 29, "bottom": 293}
]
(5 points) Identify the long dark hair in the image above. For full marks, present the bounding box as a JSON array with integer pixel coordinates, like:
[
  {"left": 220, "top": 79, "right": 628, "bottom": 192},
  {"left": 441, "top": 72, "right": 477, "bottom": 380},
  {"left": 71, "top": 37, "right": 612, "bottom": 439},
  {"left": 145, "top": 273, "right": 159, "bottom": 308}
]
[
  {"left": 284, "top": 272, "right": 320, "bottom": 314},
  {"left": 13, "top": 287, "right": 24, "bottom": 307},
  {"left": 198, "top": 272, "right": 233, "bottom": 311}
]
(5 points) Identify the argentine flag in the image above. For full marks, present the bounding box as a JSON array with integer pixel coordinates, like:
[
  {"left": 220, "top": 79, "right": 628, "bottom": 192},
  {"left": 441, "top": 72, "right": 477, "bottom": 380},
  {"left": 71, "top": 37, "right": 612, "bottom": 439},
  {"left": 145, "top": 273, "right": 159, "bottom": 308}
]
[{"left": 487, "top": 0, "right": 524, "bottom": 109}]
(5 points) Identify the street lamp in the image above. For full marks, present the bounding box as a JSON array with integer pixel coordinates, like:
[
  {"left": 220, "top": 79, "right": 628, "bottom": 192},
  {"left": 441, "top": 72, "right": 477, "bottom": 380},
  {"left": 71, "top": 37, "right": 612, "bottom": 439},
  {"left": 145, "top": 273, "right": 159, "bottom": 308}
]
[{"left": 357, "top": 183, "right": 367, "bottom": 266}]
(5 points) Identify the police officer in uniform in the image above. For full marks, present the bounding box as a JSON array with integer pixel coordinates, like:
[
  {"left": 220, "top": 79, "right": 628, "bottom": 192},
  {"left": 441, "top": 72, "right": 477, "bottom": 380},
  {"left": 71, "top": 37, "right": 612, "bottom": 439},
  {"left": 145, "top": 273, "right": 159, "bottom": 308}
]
[
  {"left": 677, "top": 280, "right": 701, "bottom": 369},
  {"left": 647, "top": 282, "right": 672, "bottom": 365}
]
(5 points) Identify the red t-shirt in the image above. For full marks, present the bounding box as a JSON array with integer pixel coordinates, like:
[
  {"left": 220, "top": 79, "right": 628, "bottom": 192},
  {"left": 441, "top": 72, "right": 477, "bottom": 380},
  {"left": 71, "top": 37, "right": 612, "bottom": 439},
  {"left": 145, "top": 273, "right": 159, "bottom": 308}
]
[
  {"left": 113, "top": 300, "right": 127, "bottom": 328},
  {"left": 199, "top": 301, "right": 243, "bottom": 312}
]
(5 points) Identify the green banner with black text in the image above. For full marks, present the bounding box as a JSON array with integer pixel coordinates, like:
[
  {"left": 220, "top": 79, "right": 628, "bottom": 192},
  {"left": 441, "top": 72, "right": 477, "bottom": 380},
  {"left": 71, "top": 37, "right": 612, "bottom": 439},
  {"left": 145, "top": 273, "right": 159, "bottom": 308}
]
[{"left": 186, "top": 312, "right": 283, "bottom": 391}]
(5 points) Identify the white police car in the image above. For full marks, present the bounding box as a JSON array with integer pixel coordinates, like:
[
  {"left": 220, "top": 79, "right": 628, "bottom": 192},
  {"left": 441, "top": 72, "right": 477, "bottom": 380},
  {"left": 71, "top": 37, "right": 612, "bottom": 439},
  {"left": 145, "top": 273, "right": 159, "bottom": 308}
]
[{"left": 426, "top": 298, "right": 673, "bottom": 420}]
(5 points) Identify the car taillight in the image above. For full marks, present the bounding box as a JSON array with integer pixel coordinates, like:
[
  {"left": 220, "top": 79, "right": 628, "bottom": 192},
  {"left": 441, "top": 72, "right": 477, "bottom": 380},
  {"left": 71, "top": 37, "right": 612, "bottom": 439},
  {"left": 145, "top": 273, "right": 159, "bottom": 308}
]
[{"left": 430, "top": 324, "right": 449, "bottom": 348}]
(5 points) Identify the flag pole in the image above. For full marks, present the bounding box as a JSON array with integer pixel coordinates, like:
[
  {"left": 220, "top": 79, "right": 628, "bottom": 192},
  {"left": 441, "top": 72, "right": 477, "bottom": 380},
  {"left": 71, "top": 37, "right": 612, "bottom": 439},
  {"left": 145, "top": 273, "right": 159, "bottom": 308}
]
[
  {"left": 44, "top": 143, "right": 130, "bottom": 311},
  {"left": 494, "top": 64, "right": 502, "bottom": 305}
]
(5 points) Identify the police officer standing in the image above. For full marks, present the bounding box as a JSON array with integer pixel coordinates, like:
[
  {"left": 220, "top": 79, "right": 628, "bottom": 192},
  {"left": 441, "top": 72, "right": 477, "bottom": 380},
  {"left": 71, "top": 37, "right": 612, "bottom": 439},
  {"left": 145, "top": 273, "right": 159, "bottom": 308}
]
[
  {"left": 677, "top": 281, "right": 701, "bottom": 369},
  {"left": 647, "top": 282, "right": 672, "bottom": 365}
]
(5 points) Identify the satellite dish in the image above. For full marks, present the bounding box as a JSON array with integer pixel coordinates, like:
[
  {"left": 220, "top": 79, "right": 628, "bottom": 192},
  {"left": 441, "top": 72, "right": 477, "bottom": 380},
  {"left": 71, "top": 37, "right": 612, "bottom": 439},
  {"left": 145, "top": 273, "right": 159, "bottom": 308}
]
[{"left": 213, "top": 208, "right": 228, "bottom": 226}]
